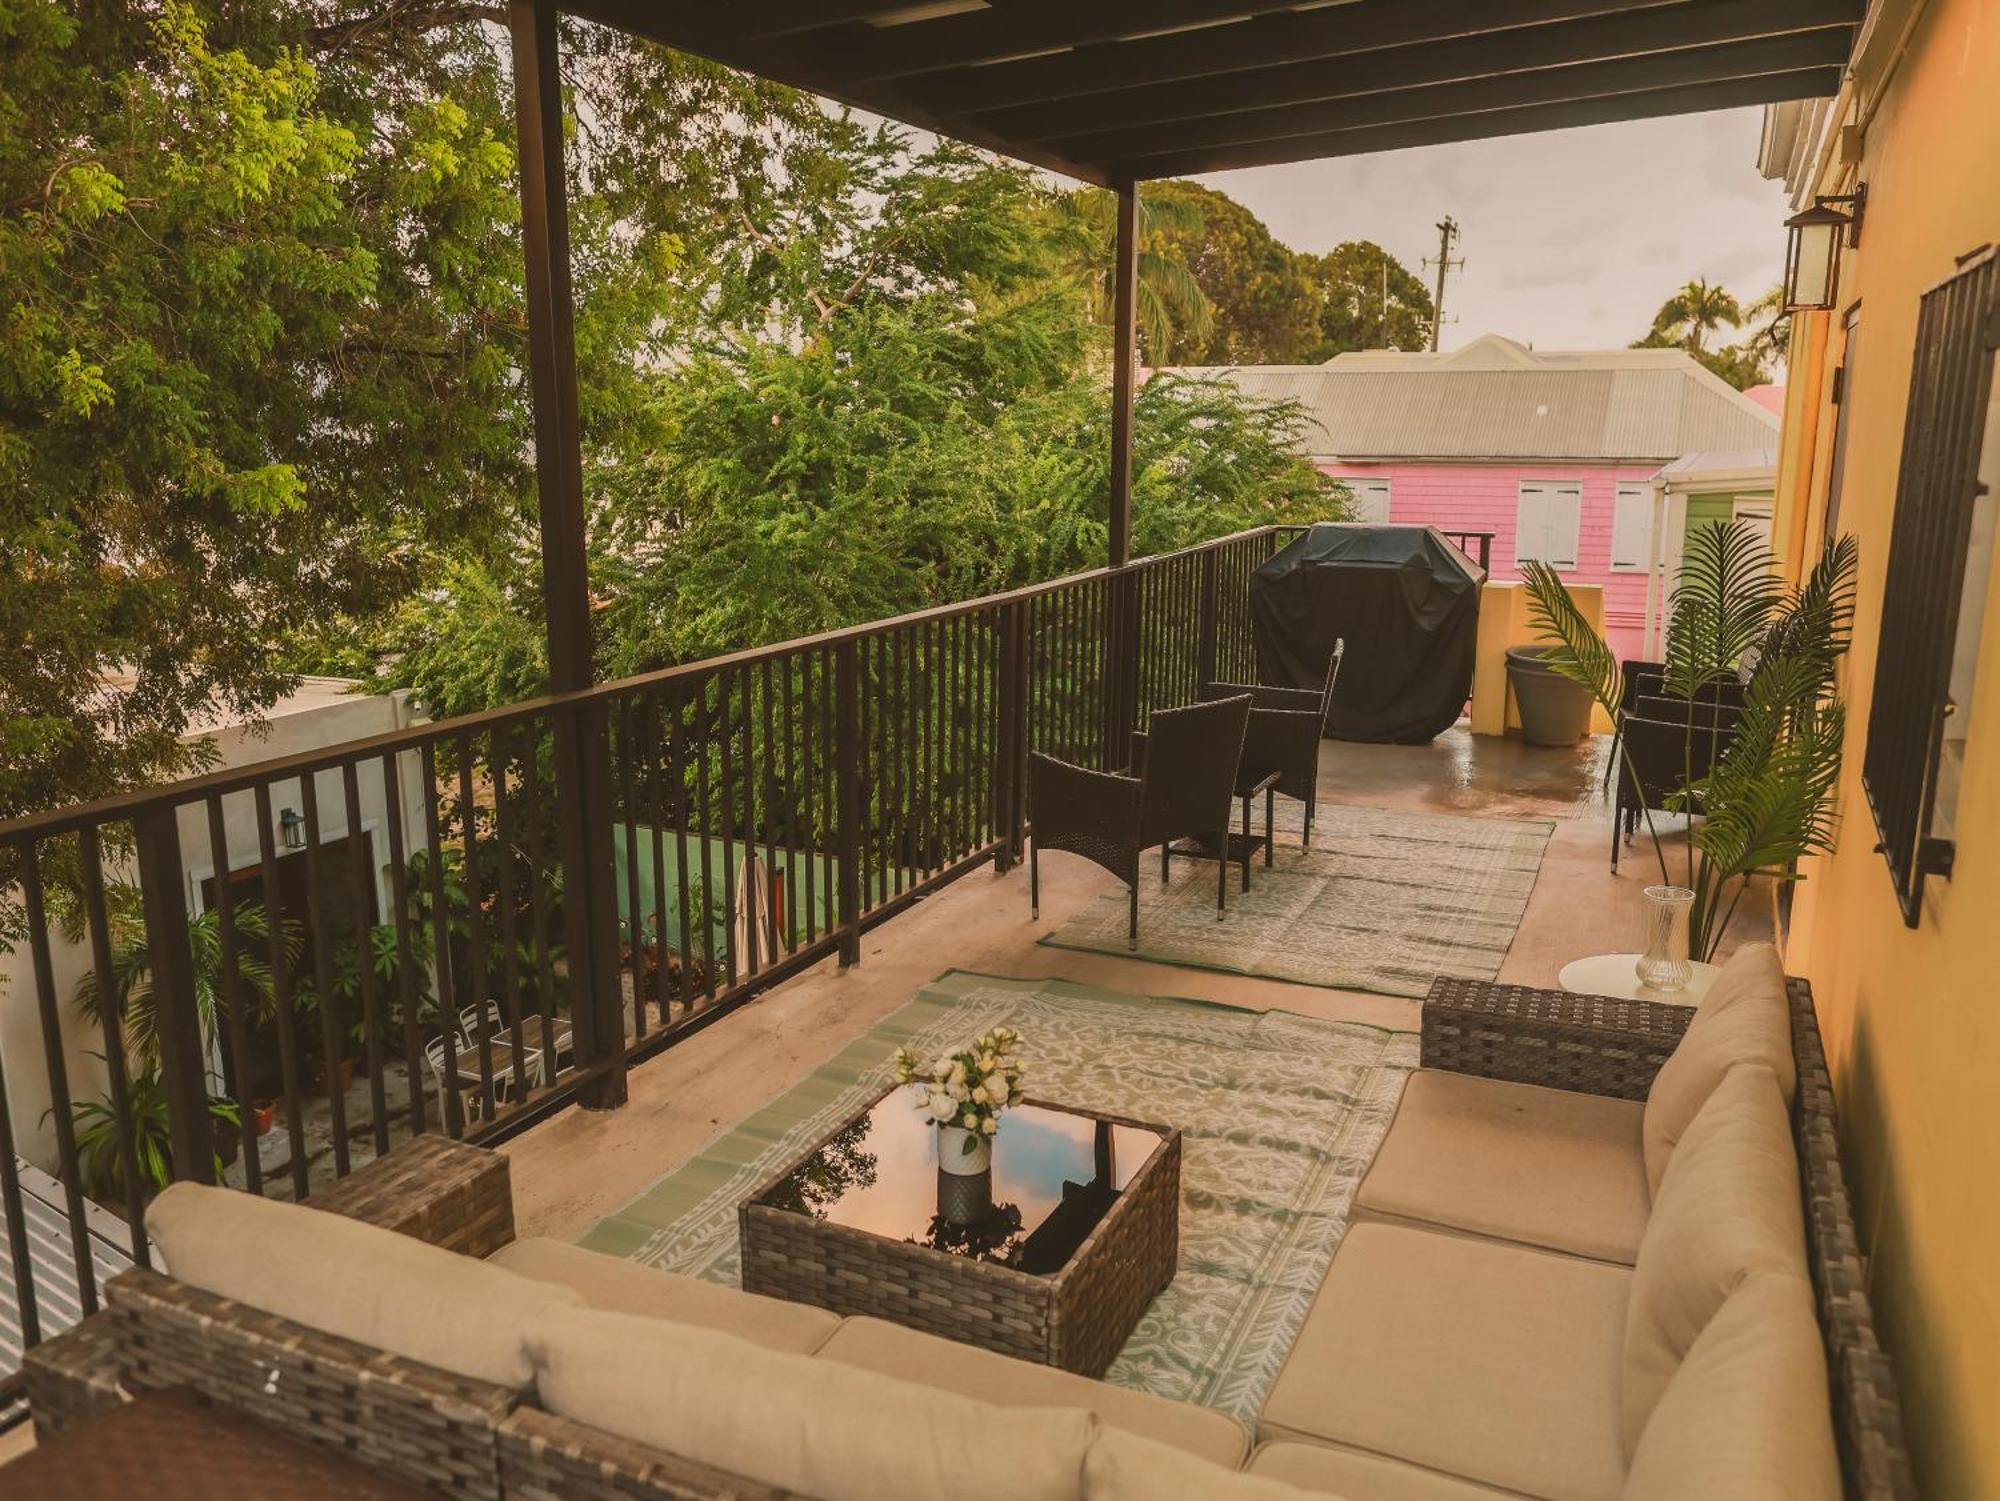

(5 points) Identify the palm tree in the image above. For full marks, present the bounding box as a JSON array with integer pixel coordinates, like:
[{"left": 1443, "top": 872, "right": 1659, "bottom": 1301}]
[
  {"left": 1742, "top": 282, "right": 1792, "bottom": 367},
  {"left": 72, "top": 896, "right": 296, "bottom": 1075},
  {"left": 1050, "top": 187, "right": 1214, "bottom": 363},
  {"left": 1648, "top": 277, "right": 1745, "bottom": 356}
]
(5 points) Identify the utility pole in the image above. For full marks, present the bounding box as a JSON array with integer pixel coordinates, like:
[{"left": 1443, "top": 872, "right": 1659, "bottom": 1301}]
[{"left": 1424, "top": 215, "right": 1463, "bottom": 352}]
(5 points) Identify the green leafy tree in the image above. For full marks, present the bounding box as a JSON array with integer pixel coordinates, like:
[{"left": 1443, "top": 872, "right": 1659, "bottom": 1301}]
[
  {"left": 1631, "top": 276, "right": 1772, "bottom": 389},
  {"left": 1141, "top": 180, "right": 1319, "bottom": 365},
  {"left": 1049, "top": 186, "right": 1214, "bottom": 363},
  {"left": 1297, "top": 241, "right": 1435, "bottom": 359}
]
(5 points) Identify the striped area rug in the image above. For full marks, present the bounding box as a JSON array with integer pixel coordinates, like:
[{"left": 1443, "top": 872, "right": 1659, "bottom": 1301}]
[
  {"left": 1042, "top": 803, "right": 1554, "bottom": 997},
  {"left": 581, "top": 971, "right": 1416, "bottom": 1421}
]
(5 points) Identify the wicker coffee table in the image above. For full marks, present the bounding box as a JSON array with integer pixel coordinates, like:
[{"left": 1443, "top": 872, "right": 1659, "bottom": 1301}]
[{"left": 739, "top": 1093, "right": 1180, "bottom": 1377}]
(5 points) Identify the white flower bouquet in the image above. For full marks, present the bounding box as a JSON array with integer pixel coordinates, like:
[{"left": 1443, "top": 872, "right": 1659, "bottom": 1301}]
[{"left": 894, "top": 1027, "right": 1026, "bottom": 1159}]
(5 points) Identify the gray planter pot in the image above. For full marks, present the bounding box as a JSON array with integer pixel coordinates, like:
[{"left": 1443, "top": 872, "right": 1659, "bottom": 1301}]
[{"left": 1506, "top": 644, "right": 1594, "bottom": 746}]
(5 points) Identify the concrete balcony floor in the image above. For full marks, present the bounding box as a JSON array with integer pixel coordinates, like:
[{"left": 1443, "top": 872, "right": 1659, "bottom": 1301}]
[{"left": 502, "top": 724, "right": 1773, "bottom": 1242}]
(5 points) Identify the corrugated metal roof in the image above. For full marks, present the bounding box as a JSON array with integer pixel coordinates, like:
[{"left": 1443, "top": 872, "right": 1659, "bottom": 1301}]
[
  {"left": 1167, "top": 334, "right": 1780, "bottom": 463},
  {"left": 1, "top": 1161, "right": 141, "bottom": 1398}
]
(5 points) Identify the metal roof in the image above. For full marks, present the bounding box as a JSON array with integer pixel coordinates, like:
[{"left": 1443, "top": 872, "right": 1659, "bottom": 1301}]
[
  {"left": 1, "top": 1160, "right": 140, "bottom": 1400},
  {"left": 1167, "top": 335, "right": 1781, "bottom": 462},
  {"left": 574, "top": 0, "right": 1863, "bottom": 186}
]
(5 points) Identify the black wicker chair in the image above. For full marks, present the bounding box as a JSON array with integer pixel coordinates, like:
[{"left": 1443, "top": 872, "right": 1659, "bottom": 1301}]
[
  {"left": 1028, "top": 695, "right": 1252, "bottom": 949},
  {"left": 1611, "top": 699, "right": 1740, "bottom": 870},
  {"left": 1201, "top": 639, "right": 1345, "bottom": 848}
]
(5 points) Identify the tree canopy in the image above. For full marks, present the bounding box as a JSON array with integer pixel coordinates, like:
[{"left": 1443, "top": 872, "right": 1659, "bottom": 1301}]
[
  {"left": 1632, "top": 276, "right": 1783, "bottom": 390},
  {"left": 2, "top": 4, "right": 1350, "bottom": 820}
]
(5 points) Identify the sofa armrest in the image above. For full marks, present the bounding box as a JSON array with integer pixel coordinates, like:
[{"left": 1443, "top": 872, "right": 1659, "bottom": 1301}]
[
  {"left": 497, "top": 1406, "right": 800, "bottom": 1500},
  {"left": 1421, "top": 977, "right": 1693, "bottom": 1102},
  {"left": 307, "top": 1132, "right": 515, "bottom": 1258},
  {"left": 21, "top": 1306, "right": 129, "bottom": 1438}
]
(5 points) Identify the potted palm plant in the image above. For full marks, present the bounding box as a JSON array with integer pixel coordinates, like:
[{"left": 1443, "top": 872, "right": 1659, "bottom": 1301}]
[{"left": 1522, "top": 521, "right": 1857, "bottom": 962}]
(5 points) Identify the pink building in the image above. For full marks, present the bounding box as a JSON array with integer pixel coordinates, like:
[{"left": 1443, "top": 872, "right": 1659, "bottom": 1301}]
[{"left": 1178, "top": 335, "right": 1781, "bottom": 660}]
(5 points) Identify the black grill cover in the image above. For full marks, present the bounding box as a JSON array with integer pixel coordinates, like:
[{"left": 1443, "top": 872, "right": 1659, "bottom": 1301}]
[{"left": 1250, "top": 524, "right": 1485, "bottom": 745}]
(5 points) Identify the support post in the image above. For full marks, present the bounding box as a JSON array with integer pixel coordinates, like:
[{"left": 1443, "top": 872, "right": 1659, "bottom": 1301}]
[
  {"left": 133, "top": 808, "right": 216, "bottom": 1185},
  {"left": 1197, "top": 547, "right": 1219, "bottom": 690},
  {"left": 994, "top": 603, "right": 1026, "bottom": 870},
  {"left": 1108, "top": 180, "right": 1139, "bottom": 571},
  {"left": 512, "top": 0, "right": 624, "bottom": 1106}
]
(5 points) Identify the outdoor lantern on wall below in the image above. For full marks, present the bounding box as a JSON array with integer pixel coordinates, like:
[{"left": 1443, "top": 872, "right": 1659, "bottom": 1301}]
[
  {"left": 279, "top": 806, "right": 307, "bottom": 850},
  {"left": 1783, "top": 186, "right": 1866, "bottom": 313}
]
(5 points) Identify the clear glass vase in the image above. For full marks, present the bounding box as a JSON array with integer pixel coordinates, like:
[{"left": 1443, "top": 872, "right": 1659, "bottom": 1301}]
[{"left": 1635, "top": 886, "right": 1696, "bottom": 993}]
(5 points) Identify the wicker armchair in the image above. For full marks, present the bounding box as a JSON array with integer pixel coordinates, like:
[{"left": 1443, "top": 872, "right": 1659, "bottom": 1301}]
[
  {"left": 1202, "top": 639, "right": 1344, "bottom": 847},
  {"left": 1610, "top": 701, "right": 1739, "bottom": 870},
  {"left": 1419, "top": 975, "right": 1914, "bottom": 1501},
  {"left": 1028, "top": 694, "right": 1251, "bottom": 948}
]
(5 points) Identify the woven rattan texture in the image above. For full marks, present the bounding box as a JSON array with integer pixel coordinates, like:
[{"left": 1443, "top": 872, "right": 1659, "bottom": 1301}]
[
  {"left": 496, "top": 1407, "right": 798, "bottom": 1501},
  {"left": 740, "top": 1110, "right": 1179, "bottom": 1377},
  {"left": 309, "top": 1132, "right": 516, "bottom": 1259},
  {"left": 1420, "top": 976, "right": 1694, "bottom": 1100}
]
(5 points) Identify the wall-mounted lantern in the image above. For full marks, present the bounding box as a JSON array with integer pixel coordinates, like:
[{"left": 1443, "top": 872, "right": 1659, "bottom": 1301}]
[
  {"left": 279, "top": 806, "right": 307, "bottom": 850},
  {"left": 1782, "top": 186, "right": 1866, "bottom": 313}
]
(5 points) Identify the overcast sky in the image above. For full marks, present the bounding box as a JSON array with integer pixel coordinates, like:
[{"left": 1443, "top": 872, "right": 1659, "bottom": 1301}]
[{"left": 1195, "top": 106, "right": 1792, "bottom": 358}]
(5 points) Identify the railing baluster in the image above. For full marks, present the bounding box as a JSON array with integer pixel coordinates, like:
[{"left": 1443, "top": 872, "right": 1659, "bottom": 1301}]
[
  {"left": 79, "top": 828, "right": 153, "bottom": 1258},
  {"left": 835, "top": 639, "right": 862, "bottom": 966},
  {"left": 341, "top": 762, "right": 391, "bottom": 1157},
  {"left": 665, "top": 686, "right": 694, "bottom": 1013},
  {"left": 695, "top": 682, "right": 718, "bottom": 1007},
  {"left": 23, "top": 843, "right": 99, "bottom": 1312},
  {"left": 643, "top": 691, "right": 670, "bottom": 1033},
  {"left": 379, "top": 751, "right": 426, "bottom": 1137},
  {"left": 419, "top": 744, "right": 464, "bottom": 1137},
  {"left": 298, "top": 775, "right": 350, "bottom": 1176},
  {"left": 493, "top": 723, "right": 528, "bottom": 1063},
  {"left": 0, "top": 939, "right": 40, "bottom": 1343},
  {"left": 759, "top": 656, "right": 779, "bottom": 966},
  {"left": 253, "top": 783, "right": 312, "bottom": 1194},
  {"left": 202, "top": 799, "right": 263, "bottom": 1194},
  {"left": 455, "top": 735, "right": 495, "bottom": 1123},
  {"left": 518, "top": 720, "right": 558, "bottom": 1077},
  {"left": 132, "top": 805, "right": 218, "bottom": 1187},
  {"left": 617, "top": 699, "right": 644, "bottom": 1022}
]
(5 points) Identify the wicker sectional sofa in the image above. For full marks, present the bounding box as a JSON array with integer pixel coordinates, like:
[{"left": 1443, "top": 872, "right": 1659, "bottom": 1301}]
[{"left": 23, "top": 947, "right": 1911, "bottom": 1501}]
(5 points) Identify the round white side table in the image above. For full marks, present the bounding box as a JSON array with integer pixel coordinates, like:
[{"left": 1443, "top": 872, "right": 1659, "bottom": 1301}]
[{"left": 1556, "top": 952, "right": 1721, "bottom": 1007}]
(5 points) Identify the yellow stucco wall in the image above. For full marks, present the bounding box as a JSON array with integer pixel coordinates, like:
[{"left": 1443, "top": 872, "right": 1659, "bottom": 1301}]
[
  {"left": 1468, "top": 580, "right": 1614, "bottom": 737},
  {"left": 1772, "top": 0, "right": 2000, "bottom": 1491}
]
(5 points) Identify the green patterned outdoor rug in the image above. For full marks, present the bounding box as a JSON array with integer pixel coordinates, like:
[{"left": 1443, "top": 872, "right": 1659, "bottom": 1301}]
[
  {"left": 1042, "top": 803, "right": 1555, "bottom": 998},
  {"left": 581, "top": 971, "right": 1416, "bottom": 1421}
]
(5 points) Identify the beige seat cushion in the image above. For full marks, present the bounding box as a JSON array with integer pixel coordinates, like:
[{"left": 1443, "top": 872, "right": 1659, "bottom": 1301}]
[
  {"left": 1258, "top": 1223, "right": 1630, "bottom": 1501},
  {"left": 1622, "top": 1062, "right": 1808, "bottom": 1452},
  {"left": 147, "top": 1181, "right": 581, "bottom": 1388},
  {"left": 489, "top": 1237, "right": 838, "bottom": 1354},
  {"left": 1248, "top": 1441, "right": 1520, "bottom": 1500},
  {"left": 1084, "top": 1431, "right": 1316, "bottom": 1500},
  {"left": 1641, "top": 941, "right": 1794, "bottom": 1192},
  {"left": 1353, "top": 1070, "right": 1650, "bottom": 1264},
  {"left": 1625, "top": 1273, "right": 1841, "bottom": 1500},
  {"left": 529, "top": 1304, "right": 1096, "bottom": 1501},
  {"left": 816, "top": 1315, "right": 1250, "bottom": 1470}
]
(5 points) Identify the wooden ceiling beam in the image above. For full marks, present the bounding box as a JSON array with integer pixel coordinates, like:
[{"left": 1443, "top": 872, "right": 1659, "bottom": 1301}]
[
  {"left": 982, "top": 0, "right": 1856, "bottom": 143},
  {"left": 1040, "top": 29, "right": 1855, "bottom": 161},
  {"left": 1117, "top": 66, "right": 1843, "bottom": 177},
  {"left": 895, "top": 0, "right": 1680, "bottom": 114}
]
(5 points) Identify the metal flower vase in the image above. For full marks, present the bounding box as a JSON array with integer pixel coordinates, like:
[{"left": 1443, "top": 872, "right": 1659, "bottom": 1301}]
[{"left": 1635, "top": 885, "right": 1696, "bottom": 993}]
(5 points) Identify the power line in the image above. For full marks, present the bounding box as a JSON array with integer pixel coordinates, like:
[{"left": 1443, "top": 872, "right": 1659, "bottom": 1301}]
[{"left": 1423, "top": 216, "right": 1464, "bottom": 352}]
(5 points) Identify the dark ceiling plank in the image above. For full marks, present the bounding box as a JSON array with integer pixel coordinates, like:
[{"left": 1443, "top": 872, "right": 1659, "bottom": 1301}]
[
  {"left": 748, "top": 0, "right": 1316, "bottom": 83},
  {"left": 1116, "top": 66, "right": 1844, "bottom": 177},
  {"left": 559, "top": 0, "right": 1113, "bottom": 184},
  {"left": 896, "top": 0, "right": 1680, "bottom": 114},
  {"left": 983, "top": 0, "right": 1856, "bottom": 143},
  {"left": 739, "top": 2, "right": 945, "bottom": 40},
  {"left": 1041, "top": 28, "right": 1856, "bottom": 160}
]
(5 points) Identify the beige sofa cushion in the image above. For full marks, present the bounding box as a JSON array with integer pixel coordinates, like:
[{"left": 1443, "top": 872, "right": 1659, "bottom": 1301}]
[
  {"left": 1622, "top": 1063, "right": 1808, "bottom": 1453},
  {"left": 147, "top": 1181, "right": 581, "bottom": 1388},
  {"left": 489, "top": 1237, "right": 838, "bottom": 1354},
  {"left": 1625, "top": 1273, "right": 1841, "bottom": 1501},
  {"left": 1258, "top": 1223, "right": 1630, "bottom": 1501},
  {"left": 1641, "top": 941, "right": 1794, "bottom": 1192},
  {"left": 1083, "top": 1431, "right": 1315, "bottom": 1500},
  {"left": 1248, "top": 1441, "right": 1520, "bottom": 1500},
  {"left": 529, "top": 1304, "right": 1097, "bottom": 1501},
  {"left": 816, "top": 1314, "right": 1249, "bottom": 1470},
  {"left": 1353, "top": 1069, "right": 1650, "bottom": 1264}
]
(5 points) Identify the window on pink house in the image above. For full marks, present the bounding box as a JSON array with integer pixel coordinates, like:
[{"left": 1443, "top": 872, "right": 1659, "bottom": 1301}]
[{"left": 1515, "top": 481, "right": 1581, "bottom": 569}]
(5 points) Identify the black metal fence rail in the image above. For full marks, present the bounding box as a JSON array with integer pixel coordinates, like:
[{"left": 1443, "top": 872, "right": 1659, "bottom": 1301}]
[{"left": 0, "top": 524, "right": 1289, "bottom": 1378}]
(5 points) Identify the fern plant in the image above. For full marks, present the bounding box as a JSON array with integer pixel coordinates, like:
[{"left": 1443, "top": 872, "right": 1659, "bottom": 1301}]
[{"left": 1524, "top": 522, "right": 1858, "bottom": 960}]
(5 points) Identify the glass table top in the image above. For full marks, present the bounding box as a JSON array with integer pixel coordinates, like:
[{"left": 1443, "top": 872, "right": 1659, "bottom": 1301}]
[{"left": 756, "top": 1095, "right": 1166, "bottom": 1275}]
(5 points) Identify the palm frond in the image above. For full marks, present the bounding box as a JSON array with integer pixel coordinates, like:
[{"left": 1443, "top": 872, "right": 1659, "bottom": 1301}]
[
  {"left": 1521, "top": 560, "right": 1622, "bottom": 714},
  {"left": 1663, "top": 520, "right": 1782, "bottom": 699}
]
